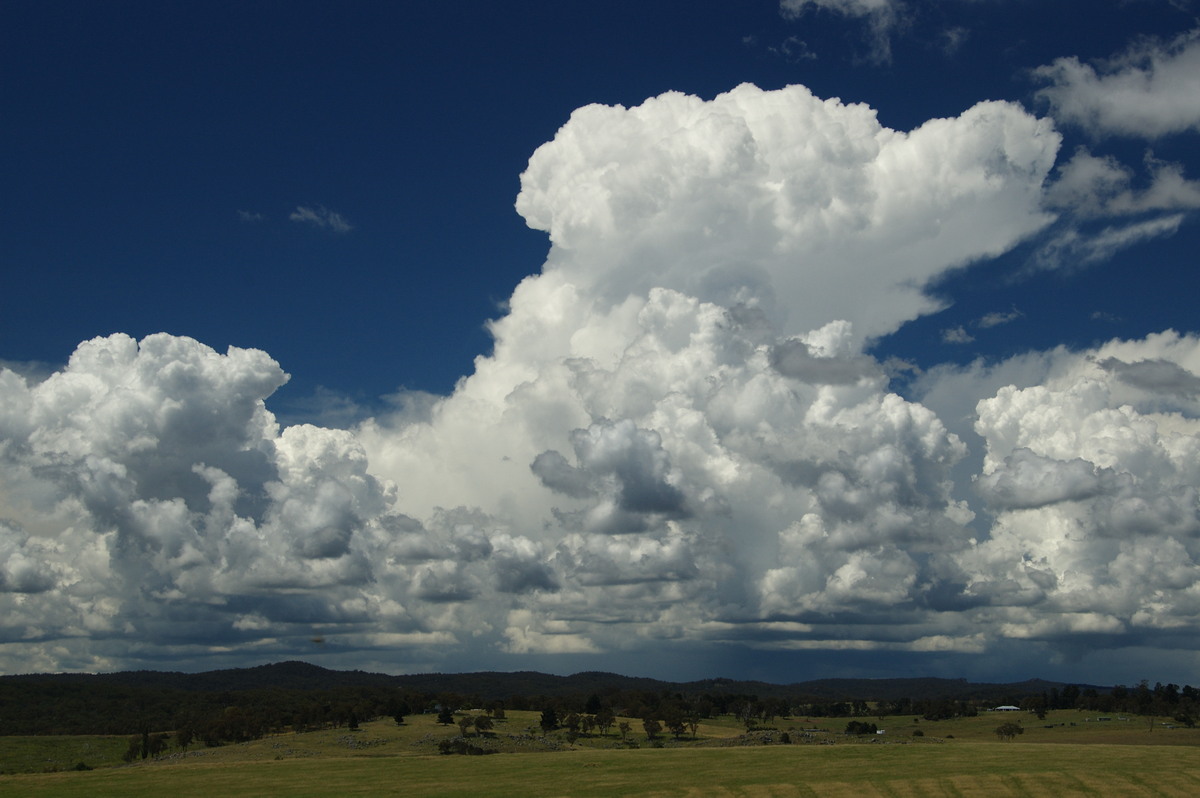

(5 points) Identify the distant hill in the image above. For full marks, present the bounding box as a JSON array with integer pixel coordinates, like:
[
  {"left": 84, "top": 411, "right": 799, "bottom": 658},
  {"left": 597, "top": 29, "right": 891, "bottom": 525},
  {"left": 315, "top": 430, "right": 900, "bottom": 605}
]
[{"left": 2, "top": 660, "right": 1096, "bottom": 702}]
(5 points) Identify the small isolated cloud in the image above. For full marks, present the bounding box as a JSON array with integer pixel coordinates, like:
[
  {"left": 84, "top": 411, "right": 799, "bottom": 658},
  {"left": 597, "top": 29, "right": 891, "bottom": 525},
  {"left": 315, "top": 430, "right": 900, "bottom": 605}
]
[
  {"left": 1030, "top": 31, "right": 1200, "bottom": 275},
  {"left": 1034, "top": 28, "right": 1200, "bottom": 138},
  {"left": 1031, "top": 214, "right": 1185, "bottom": 272},
  {"left": 768, "top": 35, "right": 818, "bottom": 62},
  {"left": 780, "top": 0, "right": 902, "bottom": 62},
  {"left": 237, "top": 210, "right": 265, "bottom": 223},
  {"left": 1037, "top": 146, "right": 1199, "bottom": 274},
  {"left": 940, "top": 26, "right": 969, "bottom": 56},
  {"left": 942, "top": 326, "right": 974, "bottom": 344},
  {"left": 1046, "top": 148, "right": 1200, "bottom": 219},
  {"left": 942, "top": 309, "right": 1021, "bottom": 345},
  {"left": 289, "top": 205, "right": 354, "bottom": 233},
  {"left": 781, "top": 0, "right": 897, "bottom": 18},
  {"left": 979, "top": 308, "right": 1022, "bottom": 329}
]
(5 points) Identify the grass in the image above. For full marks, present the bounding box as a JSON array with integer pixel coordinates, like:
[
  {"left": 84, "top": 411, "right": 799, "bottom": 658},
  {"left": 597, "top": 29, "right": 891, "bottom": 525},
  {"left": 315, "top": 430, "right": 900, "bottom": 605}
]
[
  {"left": 0, "top": 735, "right": 129, "bottom": 774},
  {"left": 8, "top": 742, "right": 1200, "bottom": 797},
  {"left": 4, "top": 709, "right": 1200, "bottom": 797}
]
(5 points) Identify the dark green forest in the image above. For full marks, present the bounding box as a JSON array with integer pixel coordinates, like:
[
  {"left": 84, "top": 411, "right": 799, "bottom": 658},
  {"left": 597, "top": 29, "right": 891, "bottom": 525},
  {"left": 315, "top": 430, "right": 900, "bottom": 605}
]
[{"left": 2, "top": 661, "right": 1195, "bottom": 744}]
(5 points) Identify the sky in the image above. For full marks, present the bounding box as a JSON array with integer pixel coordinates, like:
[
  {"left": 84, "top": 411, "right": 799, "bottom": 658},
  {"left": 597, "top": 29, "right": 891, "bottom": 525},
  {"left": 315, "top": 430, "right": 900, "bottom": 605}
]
[{"left": 2, "top": 0, "right": 1200, "bottom": 686}]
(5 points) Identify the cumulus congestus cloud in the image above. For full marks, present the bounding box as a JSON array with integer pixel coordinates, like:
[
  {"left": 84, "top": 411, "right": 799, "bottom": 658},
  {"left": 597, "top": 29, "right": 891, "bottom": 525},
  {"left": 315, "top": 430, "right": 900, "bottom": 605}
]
[
  {"left": 937, "top": 332, "right": 1200, "bottom": 647},
  {"left": 4, "top": 82, "right": 1200, "bottom": 675},
  {"left": 516, "top": 84, "right": 1058, "bottom": 349}
]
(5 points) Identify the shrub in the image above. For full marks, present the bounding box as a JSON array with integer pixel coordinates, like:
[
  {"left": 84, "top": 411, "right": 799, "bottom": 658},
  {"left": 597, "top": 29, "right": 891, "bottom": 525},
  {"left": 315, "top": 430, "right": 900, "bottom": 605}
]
[{"left": 437, "top": 738, "right": 494, "bottom": 756}]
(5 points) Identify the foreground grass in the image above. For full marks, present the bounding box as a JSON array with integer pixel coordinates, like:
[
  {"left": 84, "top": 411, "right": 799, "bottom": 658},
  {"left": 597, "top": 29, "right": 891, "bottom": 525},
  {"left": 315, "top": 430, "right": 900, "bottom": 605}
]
[
  {"left": 7, "top": 742, "right": 1200, "bottom": 797},
  {"left": 0, "top": 735, "right": 129, "bottom": 774},
  {"left": 5, "top": 709, "right": 1200, "bottom": 796}
]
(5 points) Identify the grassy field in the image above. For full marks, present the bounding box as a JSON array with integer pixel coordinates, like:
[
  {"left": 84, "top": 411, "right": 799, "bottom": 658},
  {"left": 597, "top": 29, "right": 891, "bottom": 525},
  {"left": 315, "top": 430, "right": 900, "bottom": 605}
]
[{"left": 4, "top": 709, "right": 1199, "bottom": 797}]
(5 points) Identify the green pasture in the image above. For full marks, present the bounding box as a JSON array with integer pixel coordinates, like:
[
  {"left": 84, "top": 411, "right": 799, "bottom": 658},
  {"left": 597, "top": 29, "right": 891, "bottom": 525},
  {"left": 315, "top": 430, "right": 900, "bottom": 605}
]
[
  {"left": 4, "top": 709, "right": 1200, "bottom": 796},
  {"left": 0, "top": 734, "right": 129, "bottom": 774},
  {"left": 7, "top": 741, "right": 1200, "bottom": 797}
]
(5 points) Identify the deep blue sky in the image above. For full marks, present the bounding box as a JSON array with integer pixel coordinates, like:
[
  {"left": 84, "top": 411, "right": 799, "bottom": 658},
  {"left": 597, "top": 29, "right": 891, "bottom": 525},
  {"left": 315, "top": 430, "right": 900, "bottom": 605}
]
[
  {"left": 3, "top": 1, "right": 1200, "bottom": 684},
  {"left": 5, "top": 0, "right": 1195, "bottom": 409}
]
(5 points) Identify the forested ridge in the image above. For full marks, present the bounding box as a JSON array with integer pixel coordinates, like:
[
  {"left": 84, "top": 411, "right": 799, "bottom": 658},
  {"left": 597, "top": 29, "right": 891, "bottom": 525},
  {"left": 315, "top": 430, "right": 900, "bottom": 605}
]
[{"left": 3, "top": 661, "right": 1192, "bottom": 742}]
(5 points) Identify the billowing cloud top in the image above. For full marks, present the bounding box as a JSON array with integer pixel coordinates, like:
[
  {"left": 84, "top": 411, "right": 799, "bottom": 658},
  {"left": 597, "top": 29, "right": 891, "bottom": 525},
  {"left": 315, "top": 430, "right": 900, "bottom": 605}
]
[
  {"left": 517, "top": 84, "right": 1058, "bottom": 347},
  {"left": 3, "top": 80, "right": 1200, "bottom": 679}
]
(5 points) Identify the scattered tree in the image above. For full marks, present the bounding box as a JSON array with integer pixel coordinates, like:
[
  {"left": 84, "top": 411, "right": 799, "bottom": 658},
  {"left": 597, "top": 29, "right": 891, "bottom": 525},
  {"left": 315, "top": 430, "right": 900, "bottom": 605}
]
[
  {"left": 618, "top": 721, "right": 631, "bottom": 741},
  {"left": 540, "top": 707, "right": 559, "bottom": 733},
  {"left": 643, "top": 718, "right": 662, "bottom": 740},
  {"left": 994, "top": 722, "right": 1024, "bottom": 741},
  {"left": 844, "top": 721, "right": 878, "bottom": 736}
]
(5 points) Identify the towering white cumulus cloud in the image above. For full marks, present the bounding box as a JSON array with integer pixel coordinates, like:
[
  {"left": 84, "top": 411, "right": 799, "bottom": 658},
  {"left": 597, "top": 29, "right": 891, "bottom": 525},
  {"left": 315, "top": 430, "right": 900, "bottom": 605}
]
[
  {"left": 358, "top": 84, "right": 1055, "bottom": 659},
  {"left": 517, "top": 83, "right": 1058, "bottom": 348},
  {"left": 0, "top": 335, "right": 396, "bottom": 670},
  {"left": 4, "top": 81, "right": 1200, "bottom": 675},
  {"left": 945, "top": 333, "right": 1200, "bottom": 646}
]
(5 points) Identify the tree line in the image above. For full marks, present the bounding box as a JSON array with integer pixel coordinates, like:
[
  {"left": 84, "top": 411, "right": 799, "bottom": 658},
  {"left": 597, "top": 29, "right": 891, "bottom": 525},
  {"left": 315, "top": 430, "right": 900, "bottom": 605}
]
[{"left": 5, "top": 666, "right": 1198, "bottom": 745}]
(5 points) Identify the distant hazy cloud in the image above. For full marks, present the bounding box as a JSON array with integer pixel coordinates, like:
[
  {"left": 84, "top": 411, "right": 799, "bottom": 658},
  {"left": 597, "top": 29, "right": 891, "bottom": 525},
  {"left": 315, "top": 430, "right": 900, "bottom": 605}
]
[
  {"left": 1034, "top": 29, "right": 1200, "bottom": 138},
  {"left": 289, "top": 205, "right": 354, "bottom": 233},
  {"left": 1036, "top": 143, "right": 1199, "bottom": 272},
  {"left": 939, "top": 26, "right": 970, "bottom": 56},
  {"left": 237, "top": 210, "right": 265, "bottom": 223},
  {"left": 942, "top": 326, "right": 974, "bottom": 344},
  {"left": 781, "top": 0, "right": 896, "bottom": 13},
  {"left": 1046, "top": 149, "right": 1200, "bottom": 218},
  {"left": 979, "top": 308, "right": 1022, "bottom": 329},
  {"left": 768, "top": 35, "right": 818, "bottom": 62},
  {"left": 941, "top": 308, "right": 1020, "bottom": 345},
  {"left": 1031, "top": 214, "right": 1185, "bottom": 272},
  {"left": 780, "top": 0, "right": 902, "bottom": 62},
  {"left": 1029, "top": 28, "right": 1200, "bottom": 274}
]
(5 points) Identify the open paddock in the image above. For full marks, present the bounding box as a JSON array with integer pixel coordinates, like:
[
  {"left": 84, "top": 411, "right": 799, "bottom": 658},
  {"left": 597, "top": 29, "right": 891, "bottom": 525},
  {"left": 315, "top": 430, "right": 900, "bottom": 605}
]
[{"left": 6, "top": 740, "right": 1200, "bottom": 797}]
